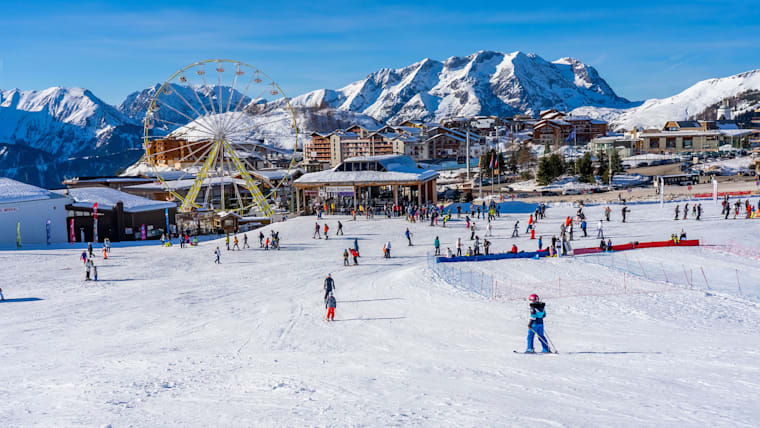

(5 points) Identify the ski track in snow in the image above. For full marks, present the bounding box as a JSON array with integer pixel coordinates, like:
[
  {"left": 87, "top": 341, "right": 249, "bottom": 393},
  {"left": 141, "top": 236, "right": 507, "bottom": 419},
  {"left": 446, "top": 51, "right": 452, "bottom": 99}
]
[{"left": 1, "top": 200, "right": 760, "bottom": 426}]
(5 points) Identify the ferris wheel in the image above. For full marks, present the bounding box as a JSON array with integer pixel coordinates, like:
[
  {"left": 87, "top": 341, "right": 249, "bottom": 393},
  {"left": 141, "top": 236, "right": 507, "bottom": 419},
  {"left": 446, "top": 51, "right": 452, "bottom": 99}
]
[{"left": 142, "top": 59, "right": 299, "bottom": 216}]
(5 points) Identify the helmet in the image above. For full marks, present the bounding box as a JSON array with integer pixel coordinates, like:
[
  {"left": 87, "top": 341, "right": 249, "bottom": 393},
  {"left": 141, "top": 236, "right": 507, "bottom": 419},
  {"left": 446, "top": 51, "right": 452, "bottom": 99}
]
[{"left": 528, "top": 294, "right": 539, "bottom": 302}]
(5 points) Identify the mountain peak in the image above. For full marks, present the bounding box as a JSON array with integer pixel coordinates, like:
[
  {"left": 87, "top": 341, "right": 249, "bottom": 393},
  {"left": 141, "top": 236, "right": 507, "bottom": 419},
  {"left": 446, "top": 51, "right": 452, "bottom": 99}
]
[{"left": 292, "top": 50, "right": 632, "bottom": 122}]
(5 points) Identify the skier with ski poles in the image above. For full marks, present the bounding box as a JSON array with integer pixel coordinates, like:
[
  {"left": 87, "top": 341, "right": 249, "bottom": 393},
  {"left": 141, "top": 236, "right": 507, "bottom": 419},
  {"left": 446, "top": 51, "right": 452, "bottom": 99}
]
[
  {"left": 325, "top": 292, "right": 336, "bottom": 322},
  {"left": 525, "top": 294, "right": 551, "bottom": 353},
  {"left": 434, "top": 236, "right": 441, "bottom": 256},
  {"left": 405, "top": 228, "right": 413, "bottom": 246}
]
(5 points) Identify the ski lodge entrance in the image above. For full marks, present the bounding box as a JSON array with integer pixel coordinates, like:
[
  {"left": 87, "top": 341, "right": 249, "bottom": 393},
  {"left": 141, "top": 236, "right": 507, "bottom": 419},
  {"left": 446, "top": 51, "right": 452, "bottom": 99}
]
[{"left": 293, "top": 155, "right": 439, "bottom": 214}]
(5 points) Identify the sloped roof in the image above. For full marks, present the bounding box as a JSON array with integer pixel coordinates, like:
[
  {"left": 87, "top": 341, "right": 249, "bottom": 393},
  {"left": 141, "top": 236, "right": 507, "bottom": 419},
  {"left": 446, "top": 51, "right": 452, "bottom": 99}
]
[
  {"left": 295, "top": 155, "right": 438, "bottom": 185},
  {"left": 56, "top": 187, "right": 176, "bottom": 213},
  {"left": 0, "top": 177, "right": 68, "bottom": 204}
]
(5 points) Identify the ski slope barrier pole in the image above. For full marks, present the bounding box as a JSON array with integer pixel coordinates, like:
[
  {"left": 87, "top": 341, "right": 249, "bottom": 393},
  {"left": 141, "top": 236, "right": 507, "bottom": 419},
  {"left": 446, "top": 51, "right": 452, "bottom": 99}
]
[
  {"left": 700, "top": 267, "right": 710, "bottom": 290},
  {"left": 736, "top": 269, "right": 743, "bottom": 296}
]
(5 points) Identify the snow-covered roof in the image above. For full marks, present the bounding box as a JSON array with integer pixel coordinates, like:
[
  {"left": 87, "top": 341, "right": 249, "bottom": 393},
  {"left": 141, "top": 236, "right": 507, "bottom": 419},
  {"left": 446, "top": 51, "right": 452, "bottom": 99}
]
[
  {"left": 56, "top": 187, "right": 176, "bottom": 213},
  {"left": 127, "top": 176, "right": 250, "bottom": 192},
  {"left": 0, "top": 177, "right": 68, "bottom": 204},
  {"left": 250, "top": 168, "right": 304, "bottom": 181},
  {"left": 295, "top": 155, "right": 438, "bottom": 185},
  {"left": 639, "top": 130, "right": 722, "bottom": 138}
]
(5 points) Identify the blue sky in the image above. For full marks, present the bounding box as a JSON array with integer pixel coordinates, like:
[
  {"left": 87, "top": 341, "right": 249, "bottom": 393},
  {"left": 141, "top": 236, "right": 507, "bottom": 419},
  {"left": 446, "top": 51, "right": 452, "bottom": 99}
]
[{"left": 0, "top": 0, "right": 758, "bottom": 105}]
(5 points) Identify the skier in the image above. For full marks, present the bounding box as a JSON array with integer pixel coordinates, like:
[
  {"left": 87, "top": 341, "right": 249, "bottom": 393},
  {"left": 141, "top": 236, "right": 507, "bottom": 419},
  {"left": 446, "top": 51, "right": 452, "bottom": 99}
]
[
  {"left": 325, "top": 292, "right": 336, "bottom": 322},
  {"left": 486, "top": 222, "right": 493, "bottom": 237},
  {"left": 511, "top": 244, "right": 518, "bottom": 253},
  {"left": 214, "top": 246, "right": 221, "bottom": 264},
  {"left": 621, "top": 206, "right": 629, "bottom": 223},
  {"left": 350, "top": 248, "right": 359, "bottom": 265},
  {"left": 80, "top": 250, "right": 87, "bottom": 264},
  {"left": 353, "top": 238, "right": 360, "bottom": 257},
  {"left": 483, "top": 239, "right": 491, "bottom": 256},
  {"left": 104, "top": 237, "right": 111, "bottom": 253},
  {"left": 434, "top": 236, "right": 441, "bottom": 256},
  {"left": 324, "top": 274, "right": 335, "bottom": 302},
  {"left": 607, "top": 238, "right": 612, "bottom": 250},
  {"left": 604, "top": 206, "right": 611, "bottom": 222},
  {"left": 93, "top": 264, "right": 98, "bottom": 281},
  {"left": 102, "top": 246, "right": 108, "bottom": 259},
  {"left": 511, "top": 221, "right": 519, "bottom": 238},
  {"left": 259, "top": 231, "right": 265, "bottom": 247},
  {"left": 88, "top": 242, "right": 94, "bottom": 258},
  {"left": 85, "top": 258, "right": 93, "bottom": 281},
  {"left": 225, "top": 234, "right": 230, "bottom": 250},
  {"left": 337, "top": 221, "right": 344, "bottom": 235},
  {"left": 243, "top": 233, "right": 249, "bottom": 249},
  {"left": 324, "top": 223, "right": 329, "bottom": 240},
  {"left": 446, "top": 247, "right": 453, "bottom": 258},
  {"left": 233, "top": 236, "right": 240, "bottom": 250},
  {"left": 683, "top": 203, "right": 689, "bottom": 220},
  {"left": 596, "top": 220, "right": 604, "bottom": 239},
  {"left": 697, "top": 203, "right": 702, "bottom": 220},
  {"left": 581, "top": 219, "right": 587, "bottom": 237},
  {"left": 405, "top": 228, "right": 413, "bottom": 246},
  {"left": 526, "top": 294, "right": 550, "bottom": 353},
  {"left": 470, "top": 223, "right": 476, "bottom": 240},
  {"left": 456, "top": 238, "right": 463, "bottom": 257},
  {"left": 313, "top": 222, "right": 321, "bottom": 239},
  {"left": 674, "top": 205, "right": 680, "bottom": 220},
  {"left": 538, "top": 235, "right": 543, "bottom": 251},
  {"left": 384, "top": 241, "right": 392, "bottom": 258}
]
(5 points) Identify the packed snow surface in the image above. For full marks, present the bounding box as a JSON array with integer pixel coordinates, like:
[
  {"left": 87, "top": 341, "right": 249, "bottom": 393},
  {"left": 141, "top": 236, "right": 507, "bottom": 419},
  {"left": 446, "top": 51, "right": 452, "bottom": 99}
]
[{"left": 1, "top": 200, "right": 759, "bottom": 426}]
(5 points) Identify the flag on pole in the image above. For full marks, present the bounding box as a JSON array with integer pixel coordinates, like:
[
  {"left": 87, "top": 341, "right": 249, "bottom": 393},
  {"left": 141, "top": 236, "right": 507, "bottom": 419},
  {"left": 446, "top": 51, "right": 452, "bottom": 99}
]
[
  {"left": 565, "top": 127, "right": 576, "bottom": 143},
  {"left": 16, "top": 221, "right": 21, "bottom": 248},
  {"left": 659, "top": 178, "right": 664, "bottom": 207},
  {"left": 712, "top": 179, "right": 718, "bottom": 206},
  {"left": 93, "top": 202, "right": 99, "bottom": 243}
]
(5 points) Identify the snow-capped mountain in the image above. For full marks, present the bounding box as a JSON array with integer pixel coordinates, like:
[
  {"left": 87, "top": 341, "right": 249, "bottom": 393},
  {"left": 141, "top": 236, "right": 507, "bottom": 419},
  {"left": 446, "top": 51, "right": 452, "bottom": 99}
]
[
  {"left": 288, "top": 50, "right": 633, "bottom": 123},
  {"left": 572, "top": 69, "right": 760, "bottom": 131},
  {"left": 0, "top": 87, "right": 142, "bottom": 188}
]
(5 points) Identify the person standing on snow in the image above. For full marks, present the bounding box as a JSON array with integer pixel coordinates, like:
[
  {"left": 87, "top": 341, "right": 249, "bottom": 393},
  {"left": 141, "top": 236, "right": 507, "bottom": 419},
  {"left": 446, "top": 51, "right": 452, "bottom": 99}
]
[
  {"left": 470, "top": 223, "right": 476, "bottom": 240},
  {"left": 384, "top": 241, "right": 392, "bottom": 258},
  {"left": 88, "top": 242, "right": 94, "bottom": 258},
  {"left": 225, "top": 234, "right": 230, "bottom": 251},
  {"left": 581, "top": 219, "right": 587, "bottom": 237},
  {"left": 259, "top": 231, "right": 265, "bottom": 247},
  {"left": 621, "top": 206, "right": 629, "bottom": 223},
  {"left": 683, "top": 203, "right": 689, "bottom": 220},
  {"left": 323, "top": 274, "right": 335, "bottom": 302},
  {"left": 324, "top": 223, "right": 329, "bottom": 240},
  {"left": 674, "top": 205, "right": 680, "bottom": 220},
  {"left": 434, "top": 236, "right": 441, "bottom": 256},
  {"left": 243, "top": 233, "right": 250, "bottom": 249},
  {"left": 325, "top": 292, "right": 337, "bottom": 322},
  {"left": 313, "top": 222, "right": 322, "bottom": 239},
  {"left": 526, "top": 294, "right": 550, "bottom": 353},
  {"left": 350, "top": 248, "right": 359, "bottom": 265},
  {"left": 85, "top": 258, "right": 93, "bottom": 281},
  {"left": 214, "top": 247, "right": 221, "bottom": 264},
  {"left": 343, "top": 249, "right": 350, "bottom": 266},
  {"left": 337, "top": 221, "right": 344, "bottom": 235},
  {"left": 538, "top": 235, "right": 543, "bottom": 251},
  {"left": 596, "top": 220, "right": 604, "bottom": 239},
  {"left": 511, "top": 221, "right": 519, "bottom": 238},
  {"left": 353, "top": 238, "right": 360, "bottom": 257},
  {"left": 456, "top": 237, "right": 463, "bottom": 256},
  {"left": 233, "top": 235, "right": 240, "bottom": 251},
  {"left": 604, "top": 206, "right": 611, "bottom": 222},
  {"left": 405, "top": 228, "right": 413, "bottom": 246}
]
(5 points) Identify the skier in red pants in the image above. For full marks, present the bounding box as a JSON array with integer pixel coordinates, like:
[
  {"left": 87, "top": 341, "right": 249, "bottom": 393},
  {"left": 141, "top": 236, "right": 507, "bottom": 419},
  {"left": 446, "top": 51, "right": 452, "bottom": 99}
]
[{"left": 325, "top": 292, "right": 336, "bottom": 321}]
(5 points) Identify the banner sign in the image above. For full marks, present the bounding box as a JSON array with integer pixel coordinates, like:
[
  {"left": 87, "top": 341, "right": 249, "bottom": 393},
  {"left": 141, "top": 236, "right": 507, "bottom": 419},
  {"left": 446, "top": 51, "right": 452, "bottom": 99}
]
[
  {"left": 165, "top": 208, "right": 170, "bottom": 236},
  {"left": 69, "top": 218, "right": 75, "bottom": 243},
  {"left": 140, "top": 224, "right": 146, "bottom": 240},
  {"left": 46, "top": 220, "right": 51, "bottom": 245},
  {"left": 93, "top": 202, "right": 99, "bottom": 243}
]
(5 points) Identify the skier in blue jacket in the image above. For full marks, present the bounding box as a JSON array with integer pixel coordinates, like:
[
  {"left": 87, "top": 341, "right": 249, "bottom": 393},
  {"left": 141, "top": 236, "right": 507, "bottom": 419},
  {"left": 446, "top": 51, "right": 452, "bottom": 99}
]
[{"left": 526, "top": 294, "right": 550, "bottom": 353}]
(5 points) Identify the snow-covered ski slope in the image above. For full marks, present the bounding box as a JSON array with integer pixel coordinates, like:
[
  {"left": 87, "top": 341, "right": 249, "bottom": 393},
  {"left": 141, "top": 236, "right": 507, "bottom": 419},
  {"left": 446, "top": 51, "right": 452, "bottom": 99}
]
[{"left": 1, "top": 200, "right": 759, "bottom": 426}]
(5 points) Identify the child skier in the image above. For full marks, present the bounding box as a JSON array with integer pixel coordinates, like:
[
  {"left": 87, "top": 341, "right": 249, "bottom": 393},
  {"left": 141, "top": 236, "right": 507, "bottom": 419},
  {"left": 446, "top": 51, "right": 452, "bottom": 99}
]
[
  {"left": 526, "top": 294, "right": 550, "bottom": 353},
  {"left": 343, "top": 249, "right": 349, "bottom": 266},
  {"left": 384, "top": 241, "right": 391, "bottom": 258},
  {"left": 233, "top": 236, "right": 240, "bottom": 250},
  {"left": 214, "top": 247, "right": 221, "bottom": 264},
  {"left": 325, "top": 292, "right": 336, "bottom": 322}
]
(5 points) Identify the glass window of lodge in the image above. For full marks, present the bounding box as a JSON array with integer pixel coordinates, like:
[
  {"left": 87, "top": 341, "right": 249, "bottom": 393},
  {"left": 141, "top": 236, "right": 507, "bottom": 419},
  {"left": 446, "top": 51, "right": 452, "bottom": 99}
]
[
  {"left": 649, "top": 139, "right": 660, "bottom": 149},
  {"left": 666, "top": 138, "right": 676, "bottom": 148},
  {"left": 683, "top": 138, "right": 693, "bottom": 148}
]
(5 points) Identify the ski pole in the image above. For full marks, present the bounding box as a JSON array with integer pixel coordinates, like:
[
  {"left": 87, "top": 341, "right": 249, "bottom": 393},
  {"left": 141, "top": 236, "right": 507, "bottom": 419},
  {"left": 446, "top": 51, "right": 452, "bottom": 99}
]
[{"left": 529, "top": 326, "right": 558, "bottom": 354}]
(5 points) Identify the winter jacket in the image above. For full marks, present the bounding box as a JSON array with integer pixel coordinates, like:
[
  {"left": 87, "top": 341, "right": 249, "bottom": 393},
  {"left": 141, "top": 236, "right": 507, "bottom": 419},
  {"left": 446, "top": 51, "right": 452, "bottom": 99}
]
[
  {"left": 326, "top": 296, "right": 337, "bottom": 309},
  {"left": 324, "top": 277, "right": 335, "bottom": 292},
  {"left": 529, "top": 302, "right": 546, "bottom": 327}
]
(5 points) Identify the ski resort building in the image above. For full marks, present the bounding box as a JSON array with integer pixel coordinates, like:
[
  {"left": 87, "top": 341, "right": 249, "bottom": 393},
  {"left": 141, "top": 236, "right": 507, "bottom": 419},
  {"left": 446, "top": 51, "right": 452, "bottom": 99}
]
[
  {"left": 532, "top": 110, "right": 608, "bottom": 147},
  {"left": 293, "top": 155, "right": 438, "bottom": 214},
  {"left": 55, "top": 187, "right": 177, "bottom": 242},
  {"left": 303, "top": 123, "right": 485, "bottom": 170},
  {"left": 0, "top": 177, "right": 70, "bottom": 245}
]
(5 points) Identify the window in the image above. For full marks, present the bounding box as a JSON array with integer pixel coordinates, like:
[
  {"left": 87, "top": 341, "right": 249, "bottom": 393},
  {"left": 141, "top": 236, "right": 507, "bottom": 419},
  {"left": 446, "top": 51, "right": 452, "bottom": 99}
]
[
  {"left": 649, "top": 138, "right": 660, "bottom": 149},
  {"left": 666, "top": 138, "right": 676, "bottom": 148},
  {"left": 683, "top": 138, "right": 693, "bottom": 149}
]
